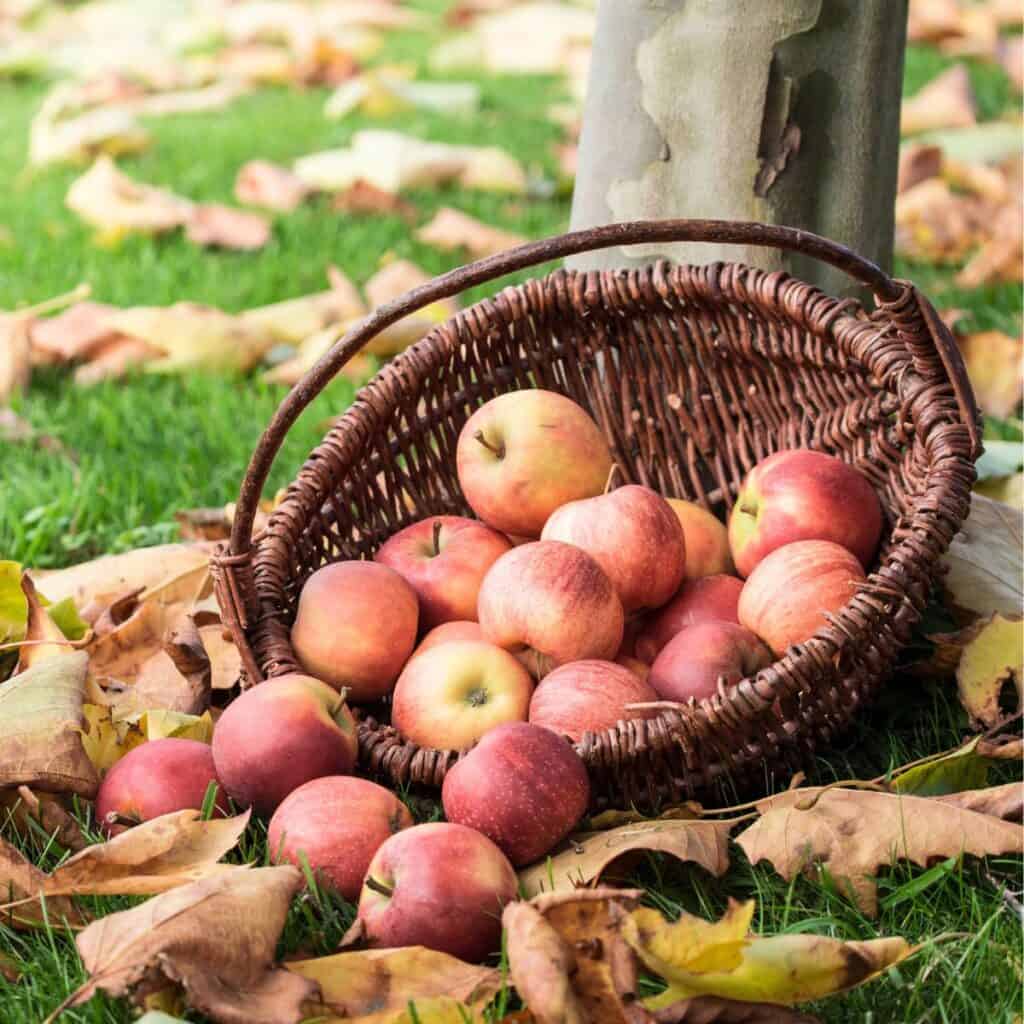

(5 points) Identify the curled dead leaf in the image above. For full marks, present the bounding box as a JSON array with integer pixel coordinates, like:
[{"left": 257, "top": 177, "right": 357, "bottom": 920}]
[
  {"left": 72, "top": 335, "right": 161, "bottom": 384},
  {"left": 235, "top": 159, "right": 310, "bottom": 213},
  {"left": 184, "top": 204, "right": 271, "bottom": 251},
  {"left": 416, "top": 206, "right": 527, "bottom": 258},
  {"left": 646, "top": 995, "right": 820, "bottom": 1023},
  {"left": 0, "top": 785, "right": 88, "bottom": 853},
  {"left": 736, "top": 786, "right": 1024, "bottom": 915},
  {"left": 954, "top": 613, "right": 1022, "bottom": 728},
  {"left": 897, "top": 142, "right": 943, "bottom": 193},
  {"left": 0, "top": 837, "right": 87, "bottom": 931},
  {"left": 29, "top": 301, "right": 119, "bottom": 364},
  {"left": 519, "top": 818, "right": 733, "bottom": 898},
  {"left": 66, "top": 865, "right": 315, "bottom": 1024},
  {"left": 901, "top": 64, "right": 976, "bottom": 136},
  {"left": 937, "top": 781, "right": 1023, "bottom": 822},
  {"left": 332, "top": 179, "right": 419, "bottom": 221},
  {"left": 0, "top": 311, "right": 32, "bottom": 404}
]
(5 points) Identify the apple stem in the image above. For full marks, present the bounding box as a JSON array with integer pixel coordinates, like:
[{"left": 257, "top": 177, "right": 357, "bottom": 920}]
[
  {"left": 432, "top": 519, "right": 442, "bottom": 557},
  {"left": 473, "top": 431, "right": 505, "bottom": 459},
  {"left": 364, "top": 875, "right": 394, "bottom": 898}
]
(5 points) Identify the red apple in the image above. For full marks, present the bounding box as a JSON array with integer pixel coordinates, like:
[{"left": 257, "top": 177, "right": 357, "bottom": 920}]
[
  {"left": 212, "top": 673, "right": 358, "bottom": 816},
  {"left": 291, "top": 560, "right": 418, "bottom": 701},
  {"left": 268, "top": 776, "right": 413, "bottom": 900},
  {"left": 540, "top": 485, "right": 686, "bottom": 612},
  {"left": 375, "top": 516, "right": 511, "bottom": 629},
  {"left": 95, "top": 738, "right": 226, "bottom": 833},
  {"left": 666, "top": 498, "right": 734, "bottom": 579},
  {"left": 648, "top": 622, "right": 774, "bottom": 703},
  {"left": 634, "top": 574, "right": 743, "bottom": 663},
  {"left": 478, "top": 541, "right": 624, "bottom": 675},
  {"left": 456, "top": 389, "right": 613, "bottom": 537},
  {"left": 528, "top": 660, "right": 659, "bottom": 742},
  {"left": 728, "top": 449, "right": 882, "bottom": 578},
  {"left": 442, "top": 722, "right": 590, "bottom": 865},
  {"left": 411, "top": 620, "right": 485, "bottom": 659},
  {"left": 738, "top": 540, "right": 866, "bottom": 656},
  {"left": 356, "top": 821, "right": 517, "bottom": 962},
  {"left": 391, "top": 641, "right": 533, "bottom": 750}
]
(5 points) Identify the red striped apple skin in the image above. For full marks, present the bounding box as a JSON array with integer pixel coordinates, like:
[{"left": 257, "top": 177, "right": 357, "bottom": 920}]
[
  {"left": 528, "top": 659, "right": 659, "bottom": 742},
  {"left": 728, "top": 449, "right": 882, "bottom": 578},
  {"left": 540, "top": 485, "right": 686, "bottom": 612},
  {"left": 738, "top": 540, "right": 866, "bottom": 656},
  {"left": 455, "top": 389, "right": 613, "bottom": 537},
  {"left": 477, "top": 541, "right": 624, "bottom": 674}
]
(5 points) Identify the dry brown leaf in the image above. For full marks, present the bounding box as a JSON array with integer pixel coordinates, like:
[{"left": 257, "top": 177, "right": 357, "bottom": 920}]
[
  {"left": 941, "top": 493, "right": 1022, "bottom": 620},
  {"left": 736, "top": 786, "right": 1024, "bottom": 915},
  {"left": 897, "top": 142, "right": 943, "bottom": 193},
  {"left": 121, "top": 81, "right": 250, "bottom": 119},
  {"left": 956, "top": 204, "right": 1023, "bottom": 287},
  {"left": 650, "top": 996, "right": 820, "bottom": 1023},
  {"left": 0, "top": 651, "right": 98, "bottom": 798},
  {"left": 504, "top": 888, "right": 644, "bottom": 1024},
  {"left": 197, "top": 624, "right": 242, "bottom": 691},
  {"left": 331, "top": 179, "right": 419, "bottom": 221},
  {"left": 518, "top": 819, "right": 733, "bottom": 898},
  {"left": 235, "top": 159, "right": 310, "bottom": 212},
  {"left": 286, "top": 947, "right": 501, "bottom": 1023},
  {"left": 17, "top": 573, "right": 81, "bottom": 671},
  {"left": 184, "top": 204, "right": 271, "bottom": 251},
  {"left": 894, "top": 177, "right": 992, "bottom": 265},
  {"left": 976, "top": 734, "right": 1023, "bottom": 761},
  {"left": 938, "top": 781, "right": 1023, "bottom": 822},
  {"left": 948, "top": 613, "right": 1022, "bottom": 727},
  {"left": 416, "top": 206, "right": 527, "bottom": 258},
  {"left": 66, "top": 156, "right": 193, "bottom": 238},
  {"left": 0, "top": 311, "right": 32, "bottom": 403},
  {"left": 999, "top": 35, "right": 1023, "bottom": 93},
  {"left": 28, "top": 106, "right": 149, "bottom": 168},
  {"left": 901, "top": 64, "right": 976, "bottom": 135},
  {"left": 68, "top": 865, "right": 315, "bottom": 1024},
  {"left": 0, "top": 837, "right": 87, "bottom": 931},
  {"left": 72, "top": 336, "right": 161, "bottom": 384},
  {"left": 29, "top": 301, "right": 119, "bottom": 364},
  {"left": 0, "top": 785, "right": 88, "bottom": 852}
]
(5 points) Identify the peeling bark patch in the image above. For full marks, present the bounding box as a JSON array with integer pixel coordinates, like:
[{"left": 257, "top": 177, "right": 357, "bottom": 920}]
[{"left": 755, "top": 120, "right": 801, "bottom": 196}]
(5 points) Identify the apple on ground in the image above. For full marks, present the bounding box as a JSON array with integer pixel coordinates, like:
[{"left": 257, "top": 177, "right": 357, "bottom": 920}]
[
  {"left": 291, "top": 560, "right": 418, "bottom": 701},
  {"left": 728, "top": 449, "right": 883, "bottom": 578},
  {"left": 529, "top": 660, "right": 659, "bottom": 742},
  {"left": 478, "top": 541, "right": 624, "bottom": 676},
  {"left": 375, "top": 516, "right": 511, "bottom": 629},
  {"left": 356, "top": 821, "right": 517, "bottom": 962},
  {"left": 648, "top": 622, "right": 774, "bottom": 703},
  {"left": 541, "top": 485, "right": 686, "bottom": 612},
  {"left": 410, "top": 620, "right": 485, "bottom": 660},
  {"left": 666, "top": 498, "right": 735, "bottom": 579},
  {"left": 442, "top": 722, "right": 590, "bottom": 866},
  {"left": 634, "top": 574, "right": 744, "bottom": 663},
  {"left": 455, "top": 389, "right": 613, "bottom": 537},
  {"left": 95, "top": 738, "right": 227, "bottom": 834},
  {"left": 391, "top": 641, "right": 533, "bottom": 750},
  {"left": 268, "top": 776, "right": 413, "bottom": 900},
  {"left": 738, "top": 539, "right": 867, "bottom": 656},
  {"left": 212, "top": 673, "right": 358, "bottom": 816}
]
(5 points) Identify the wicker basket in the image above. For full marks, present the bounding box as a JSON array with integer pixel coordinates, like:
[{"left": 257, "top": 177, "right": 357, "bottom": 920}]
[{"left": 213, "top": 219, "right": 981, "bottom": 811}]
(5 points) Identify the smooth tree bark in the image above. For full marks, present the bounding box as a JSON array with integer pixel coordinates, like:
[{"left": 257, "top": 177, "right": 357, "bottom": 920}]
[{"left": 567, "top": 0, "right": 908, "bottom": 296}]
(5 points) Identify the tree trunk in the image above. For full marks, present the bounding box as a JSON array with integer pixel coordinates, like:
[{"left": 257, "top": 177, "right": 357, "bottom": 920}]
[{"left": 567, "top": 0, "right": 908, "bottom": 297}]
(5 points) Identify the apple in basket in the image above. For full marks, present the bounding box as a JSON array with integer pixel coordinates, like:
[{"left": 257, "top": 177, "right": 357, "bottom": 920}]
[
  {"left": 290, "top": 560, "right": 418, "bottom": 701},
  {"left": 540, "top": 484, "right": 686, "bottom": 612},
  {"left": 375, "top": 515, "right": 511, "bottom": 630},
  {"left": 477, "top": 541, "right": 624, "bottom": 677},
  {"left": 355, "top": 821, "right": 517, "bottom": 962},
  {"left": 455, "top": 389, "right": 613, "bottom": 538},
  {"left": 666, "top": 498, "right": 735, "bottom": 579},
  {"left": 738, "top": 540, "right": 867, "bottom": 656},
  {"left": 728, "top": 449, "right": 883, "bottom": 577}
]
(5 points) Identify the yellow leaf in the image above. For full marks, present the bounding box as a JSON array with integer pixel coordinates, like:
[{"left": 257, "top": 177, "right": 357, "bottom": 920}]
[
  {"left": 17, "top": 574, "right": 83, "bottom": 670},
  {"left": 956, "top": 613, "right": 1023, "bottom": 728},
  {"left": 130, "top": 709, "right": 214, "bottom": 746},
  {"left": 958, "top": 331, "right": 1023, "bottom": 420}
]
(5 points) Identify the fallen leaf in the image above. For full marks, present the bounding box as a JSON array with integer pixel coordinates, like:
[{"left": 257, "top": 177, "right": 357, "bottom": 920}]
[
  {"left": 121, "top": 81, "right": 250, "bottom": 119},
  {"left": 0, "top": 837, "right": 87, "bottom": 931},
  {"left": 648, "top": 996, "right": 820, "bottom": 1023},
  {"left": 331, "top": 180, "right": 419, "bottom": 222},
  {"left": 897, "top": 142, "right": 944, "bottom": 193},
  {"left": 975, "top": 473, "right": 1024, "bottom": 507},
  {"left": 324, "top": 70, "right": 480, "bottom": 120},
  {"left": 938, "top": 781, "right": 1023, "bottom": 822},
  {"left": 0, "top": 785, "right": 88, "bottom": 852},
  {"left": 66, "top": 155, "right": 193, "bottom": 238},
  {"left": 80, "top": 701, "right": 138, "bottom": 776},
  {"left": 957, "top": 204, "right": 1023, "bottom": 288},
  {"left": 73, "top": 336, "right": 161, "bottom": 384},
  {"left": 941, "top": 494, "right": 1022, "bottom": 620},
  {"left": 235, "top": 159, "right": 310, "bottom": 212},
  {"left": 263, "top": 324, "right": 373, "bottom": 386},
  {"left": 951, "top": 613, "right": 1023, "bottom": 728},
  {"left": 915, "top": 122, "right": 1023, "bottom": 164},
  {"left": 17, "top": 574, "right": 81, "bottom": 671},
  {"left": 29, "top": 300, "right": 119, "bottom": 364},
  {"left": 364, "top": 259, "right": 458, "bottom": 328},
  {"left": 901, "top": 64, "right": 976, "bottom": 135},
  {"left": 29, "top": 106, "right": 149, "bottom": 167},
  {"left": 108, "top": 303, "right": 278, "bottom": 373},
  {"left": 286, "top": 947, "right": 501, "bottom": 1024},
  {"left": 976, "top": 734, "right": 1023, "bottom": 760},
  {"left": 894, "top": 177, "right": 990, "bottom": 265},
  {"left": 0, "top": 951, "right": 21, "bottom": 983},
  {"left": 504, "top": 888, "right": 644, "bottom": 1024},
  {"left": 416, "top": 206, "right": 527, "bottom": 258},
  {"left": 0, "top": 311, "right": 32, "bottom": 403},
  {"left": 68, "top": 865, "right": 315, "bottom": 1023},
  {"left": 999, "top": 35, "right": 1023, "bottom": 93},
  {"left": 0, "top": 651, "right": 98, "bottom": 797},
  {"left": 622, "top": 899, "right": 910, "bottom": 1007},
  {"left": 888, "top": 735, "right": 996, "bottom": 795},
  {"left": 519, "top": 819, "right": 733, "bottom": 898},
  {"left": 197, "top": 625, "right": 242, "bottom": 691},
  {"left": 736, "top": 786, "right": 1024, "bottom": 915},
  {"left": 184, "top": 204, "right": 271, "bottom": 251}
]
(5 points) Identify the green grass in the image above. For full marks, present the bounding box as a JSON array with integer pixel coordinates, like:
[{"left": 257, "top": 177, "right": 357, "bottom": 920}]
[{"left": 1, "top": 8, "right": 1022, "bottom": 1023}]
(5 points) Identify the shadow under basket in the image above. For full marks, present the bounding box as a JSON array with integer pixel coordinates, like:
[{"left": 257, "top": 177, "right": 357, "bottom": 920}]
[{"left": 213, "top": 219, "right": 981, "bottom": 812}]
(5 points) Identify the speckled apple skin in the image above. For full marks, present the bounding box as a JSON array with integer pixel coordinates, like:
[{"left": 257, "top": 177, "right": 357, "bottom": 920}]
[
  {"left": 268, "top": 776, "right": 413, "bottom": 900},
  {"left": 635, "top": 574, "right": 744, "bottom": 663},
  {"left": 478, "top": 541, "right": 624, "bottom": 671},
  {"left": 95, "top": 738, "right": 225, "bottom": 833},
  {"left": 738, "top": 540, "right": 867, "bottom": 656},
  {"left": 442, "top": 722, "right": 590, "bottom": 866},
  {"left": 211, "top": 673, "right": 358, "bottom": 816},
  {"left": 357, "top": 822, "right": 517, "bottom": 962}
]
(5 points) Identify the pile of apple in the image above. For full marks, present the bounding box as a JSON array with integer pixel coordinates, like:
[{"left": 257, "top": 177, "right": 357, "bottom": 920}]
[{"left": 94, "top": 388, "right": 883, "bottom": 964}]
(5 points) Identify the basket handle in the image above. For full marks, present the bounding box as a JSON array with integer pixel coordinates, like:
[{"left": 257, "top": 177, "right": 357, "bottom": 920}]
[{"left": 227, "top": 218, "right": 979, "bottom": 557}]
